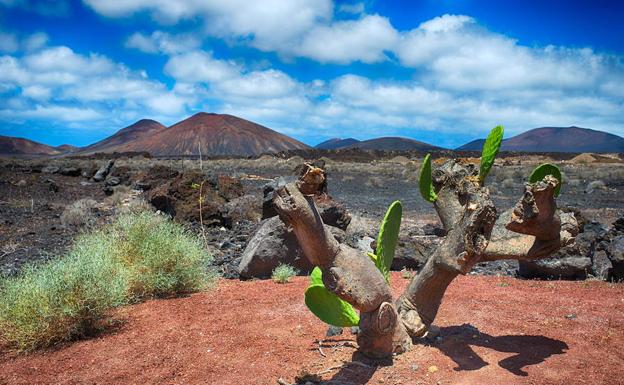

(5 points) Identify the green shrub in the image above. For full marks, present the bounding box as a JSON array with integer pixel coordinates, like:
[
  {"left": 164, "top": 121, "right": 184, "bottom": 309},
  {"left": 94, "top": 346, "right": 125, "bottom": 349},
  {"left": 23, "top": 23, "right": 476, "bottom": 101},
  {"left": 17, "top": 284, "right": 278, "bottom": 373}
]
[
  {"left": 0, "top": 233, "right": 128, "bottom": 351},
  {"left": 0, "top": 211, "right": 215, "bottom": 351},
  {"left": 272, "top": 264, "right": 298, "bottom": 283},
  {"left": 112, "top": 211, "right": 216, "bottom": 299}
]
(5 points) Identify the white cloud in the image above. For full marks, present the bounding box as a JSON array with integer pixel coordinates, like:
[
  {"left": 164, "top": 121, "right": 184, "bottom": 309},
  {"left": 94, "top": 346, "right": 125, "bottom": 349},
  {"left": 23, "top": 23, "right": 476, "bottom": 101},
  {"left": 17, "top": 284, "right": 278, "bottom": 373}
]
[
  {"left": 296, "top": 15, "right": 399, "bottom": 63},
  {"left": 87, "top": 0, "right": 401, "bottom": 64},
  {"left": 394, "top": 14, "right": 617, "bottom": 95},
  {"left": 164, "top": 50, "right": 240, "bottom": 83},
  {"left": 0, "top": 105, "right": 102, "bottom": 121},
  {"left": 21, "top": 85, "right": 51, "bottom": 100},
  {"left": 84, "top": 0, "right": 333, "bottom": 51},
  {"left": 1, "top": 43, "right": 192, "bottom": 129},
  {"left": 24, "top": 46, "right": 115, "bottom": 75},
  {"left": 125, "top": 30, "right": 200, "bottom": 54},
  {"left": 217, "top": 69, "right": 299, "bottom": 99}
]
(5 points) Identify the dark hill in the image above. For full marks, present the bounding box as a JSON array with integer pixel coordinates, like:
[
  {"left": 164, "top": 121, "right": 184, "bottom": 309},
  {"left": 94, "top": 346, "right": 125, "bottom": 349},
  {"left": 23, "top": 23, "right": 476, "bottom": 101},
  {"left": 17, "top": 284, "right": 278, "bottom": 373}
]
[
  {"left": 345, "top": 137, "right": 443, "bottom": 152},
  {"left": 456, "top": 126, "right": 624, "bottom": 153},
  {"left": 315, "top": 138, "right": 360, "bottom": 150}
]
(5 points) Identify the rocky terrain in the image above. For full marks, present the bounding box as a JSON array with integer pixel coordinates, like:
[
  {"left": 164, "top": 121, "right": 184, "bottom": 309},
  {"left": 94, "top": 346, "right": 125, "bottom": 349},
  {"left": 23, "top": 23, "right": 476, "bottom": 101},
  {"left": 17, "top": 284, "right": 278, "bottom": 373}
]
[{"left": 1, "top": 152, "right": 623, "bottom": 282}]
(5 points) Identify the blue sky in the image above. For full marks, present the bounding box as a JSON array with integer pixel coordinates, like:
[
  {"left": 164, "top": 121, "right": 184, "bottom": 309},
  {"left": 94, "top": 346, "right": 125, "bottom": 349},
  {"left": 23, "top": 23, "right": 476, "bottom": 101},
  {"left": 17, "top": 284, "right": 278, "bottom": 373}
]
[{"left": 0, "top": 0, "right": 623, "bottom": 148}]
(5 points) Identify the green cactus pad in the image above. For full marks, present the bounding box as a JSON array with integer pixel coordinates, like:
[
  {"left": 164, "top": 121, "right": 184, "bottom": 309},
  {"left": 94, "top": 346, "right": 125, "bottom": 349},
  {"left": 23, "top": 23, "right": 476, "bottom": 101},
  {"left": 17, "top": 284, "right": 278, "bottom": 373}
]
[
  {"left": 479, "top": 125, "right": 504, "bottom": 184},
  {"left": 310, "top": 267, "right": 323, "bottom": 286},
  {"left": 375, "top": 201, "right": 402, "bottom": 281},
  {"left": 304, "top": 284, "right": 360, "bottom": 327},
  {"left": 529, "top": 163, "right": 562, "bottom": 197},
  {"left": 419, "top": 153, "right": 437, "bottom": 202}
]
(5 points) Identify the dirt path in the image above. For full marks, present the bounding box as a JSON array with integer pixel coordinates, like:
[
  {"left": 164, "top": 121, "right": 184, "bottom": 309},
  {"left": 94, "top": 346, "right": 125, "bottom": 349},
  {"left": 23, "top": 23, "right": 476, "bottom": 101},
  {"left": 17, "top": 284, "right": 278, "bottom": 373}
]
[{"left": 1, "top": 274, "right": 623, "bottom": 385}]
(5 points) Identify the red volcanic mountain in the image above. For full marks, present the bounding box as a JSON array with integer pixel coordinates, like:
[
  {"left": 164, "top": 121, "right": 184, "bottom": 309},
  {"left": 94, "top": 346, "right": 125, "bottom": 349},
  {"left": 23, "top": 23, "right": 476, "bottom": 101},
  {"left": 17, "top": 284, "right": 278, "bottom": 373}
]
[
  {"left": 115, "top": 113, "right": 309, "bottom": 156},
  {"left": 79, "top": 119, "right": 167, "bottom": 154},
  {"left": 0, "top": 135, "right": 67, "bottom": 156},
  {"left": 457, "top": 126, "right": 624, "bottom": 153}
]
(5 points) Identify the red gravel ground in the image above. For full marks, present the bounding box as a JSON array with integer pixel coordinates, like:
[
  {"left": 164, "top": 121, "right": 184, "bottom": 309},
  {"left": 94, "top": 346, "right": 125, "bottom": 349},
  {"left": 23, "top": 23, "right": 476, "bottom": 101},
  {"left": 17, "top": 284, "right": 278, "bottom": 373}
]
[{"left": 1, "top": 273, "right": 623, "bottom": 385}]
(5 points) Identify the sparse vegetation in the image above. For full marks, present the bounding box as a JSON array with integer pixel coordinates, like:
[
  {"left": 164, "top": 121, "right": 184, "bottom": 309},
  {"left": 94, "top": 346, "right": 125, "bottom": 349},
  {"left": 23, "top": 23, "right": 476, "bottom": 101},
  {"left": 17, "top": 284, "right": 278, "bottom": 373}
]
[
  {"left": 60, "top": 198, "right": 98, "bottom": 228},
  {"left": 112, "top": 211, "right": 216, "bottom": 299},
  {"left": 271, "top": 264, "right": 298, "bottom": 283},
  {"left": 0, "top": 211, "right": 215, "bottom": 351},
  {"left": 0, "top": 233, "right": 128, "bottom": 351}
]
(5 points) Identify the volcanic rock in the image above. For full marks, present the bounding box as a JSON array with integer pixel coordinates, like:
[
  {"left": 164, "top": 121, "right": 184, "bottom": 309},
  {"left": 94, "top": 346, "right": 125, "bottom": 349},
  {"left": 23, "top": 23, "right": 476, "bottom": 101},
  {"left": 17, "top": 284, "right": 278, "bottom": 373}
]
[
  {"left": 93, "top": 160, "right": 114, "bottom": 182},
  {"left": 237, "top": 216, "right": 347, "bottom": 279}
]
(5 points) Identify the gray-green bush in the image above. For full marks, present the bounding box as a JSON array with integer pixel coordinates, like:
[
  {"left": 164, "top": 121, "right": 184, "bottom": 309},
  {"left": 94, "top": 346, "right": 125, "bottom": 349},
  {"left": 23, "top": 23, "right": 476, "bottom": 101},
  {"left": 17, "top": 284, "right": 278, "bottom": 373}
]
[
  {"left": 112, "top": 211, "right": 215, "bottom": 299},
  {"left": 0, "top": 233, "right": 128, "bottom": 351},
  {"left": 0, "top": 211, "right": 215, "bottom": 351}
]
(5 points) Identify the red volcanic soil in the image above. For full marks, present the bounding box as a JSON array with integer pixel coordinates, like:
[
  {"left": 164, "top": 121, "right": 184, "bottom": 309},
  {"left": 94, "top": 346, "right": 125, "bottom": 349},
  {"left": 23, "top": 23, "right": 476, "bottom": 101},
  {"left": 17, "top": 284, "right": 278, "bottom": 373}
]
[{"left": 1, "top": 274, "right": 623, "bottom": 385}]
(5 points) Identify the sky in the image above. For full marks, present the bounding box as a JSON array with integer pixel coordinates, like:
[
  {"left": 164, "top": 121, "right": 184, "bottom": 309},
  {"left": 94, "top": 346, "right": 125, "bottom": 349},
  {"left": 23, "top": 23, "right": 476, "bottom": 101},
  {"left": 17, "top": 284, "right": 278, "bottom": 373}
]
[{"left": 0, "top": 0, "right": 623, "bottom": 148}]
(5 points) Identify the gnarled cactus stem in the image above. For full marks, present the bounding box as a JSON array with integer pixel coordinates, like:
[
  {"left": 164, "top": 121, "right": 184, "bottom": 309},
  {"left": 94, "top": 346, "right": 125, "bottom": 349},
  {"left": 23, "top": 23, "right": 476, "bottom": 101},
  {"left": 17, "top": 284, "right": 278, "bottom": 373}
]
[{"left": 273, "top": 181, "right": 411, "bottom": 358}]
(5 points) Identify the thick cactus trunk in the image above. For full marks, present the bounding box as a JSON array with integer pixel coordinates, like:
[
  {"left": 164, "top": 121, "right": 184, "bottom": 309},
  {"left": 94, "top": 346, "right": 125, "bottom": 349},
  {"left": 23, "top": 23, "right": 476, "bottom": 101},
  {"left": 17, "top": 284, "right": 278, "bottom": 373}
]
[{"left": 273, "top": 182, "right": 411, "bottom": 358}]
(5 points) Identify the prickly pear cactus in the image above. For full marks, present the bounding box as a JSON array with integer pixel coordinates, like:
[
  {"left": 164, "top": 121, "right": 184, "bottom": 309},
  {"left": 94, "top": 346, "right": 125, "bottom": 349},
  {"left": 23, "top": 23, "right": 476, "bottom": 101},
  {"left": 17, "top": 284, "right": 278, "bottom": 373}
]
[
  {"left": 304, "top": 267, "right": 360, "bottom": 327},
  {"left": 373, "top": 200, "right": 402, "bottom": 282},
  {"left": 419, "top": 153, "right": 437, "bottom": 202},
  {"left": 479, "top": 125, "right": 504, "bottom": 184},
  {"left": 529, "top": 163, "right": 562, "bottom": 197}
]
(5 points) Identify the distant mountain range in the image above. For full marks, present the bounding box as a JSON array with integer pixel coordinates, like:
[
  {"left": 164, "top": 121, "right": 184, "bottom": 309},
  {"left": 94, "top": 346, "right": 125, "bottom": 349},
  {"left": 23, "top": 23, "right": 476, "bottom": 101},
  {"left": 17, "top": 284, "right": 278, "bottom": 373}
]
[
  {"left": 0, "top": 135, "right": 74, "bottom": 156},
  {"left": 456, "top": 126, "right": 624, "bottom": 153},
  {"left": 315, "top": 138, "right": 361, "bottom": 150},
  {"left": 315, "top": 137, "right": 443, "bottom": 152},
  {"left": 1, "top": 119, "right": 623, "bottom": 157}
]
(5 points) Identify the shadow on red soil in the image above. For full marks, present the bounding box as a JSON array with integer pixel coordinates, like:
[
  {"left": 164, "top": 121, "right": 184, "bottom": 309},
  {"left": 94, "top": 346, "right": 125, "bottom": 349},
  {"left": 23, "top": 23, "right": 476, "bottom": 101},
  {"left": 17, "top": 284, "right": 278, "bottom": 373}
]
[{"left": 1, "top": 273, "right": 622, "bottom": 385}]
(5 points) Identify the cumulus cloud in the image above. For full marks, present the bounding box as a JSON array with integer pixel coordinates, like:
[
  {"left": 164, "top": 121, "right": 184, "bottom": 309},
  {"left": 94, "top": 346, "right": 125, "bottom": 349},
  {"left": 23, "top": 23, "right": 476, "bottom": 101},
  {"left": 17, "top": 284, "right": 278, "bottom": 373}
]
[
  {"left": 84, "top": 0, "right": 333, "bottom": 52},
  {"left": 0, "top": 44, "right": 191, "bottom": 130},
  {"left": 86, "top": 0, "right": 400, "bottom": 64},
  {"left": 394, "top": 14, "right": 619, "bottom": 96},
  {"left": 164, "top": 51, "right": 240, "bottom": 83},
  {"left": 125, "top": 31, "right": 200, "bottom": 54},
  {"left": 295, "top": 15, "right": 399, "bottom": 63}
]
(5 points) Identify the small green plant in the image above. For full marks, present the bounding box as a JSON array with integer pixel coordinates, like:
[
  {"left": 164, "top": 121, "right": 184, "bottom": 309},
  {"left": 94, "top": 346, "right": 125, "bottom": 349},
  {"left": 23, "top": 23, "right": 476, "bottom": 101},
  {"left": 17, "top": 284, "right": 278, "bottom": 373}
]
[
  {"left": 304, "top": 201, "right": 403, "bottom": 327},
  {"left": 272, "top": 264, "right": 298, "bottom": 284},
  {"left": 479, "top": 125, "right": 504, "bottom": 185},
  {"left": 529, "top": 163, "right": 562, "bottom": 197}
]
